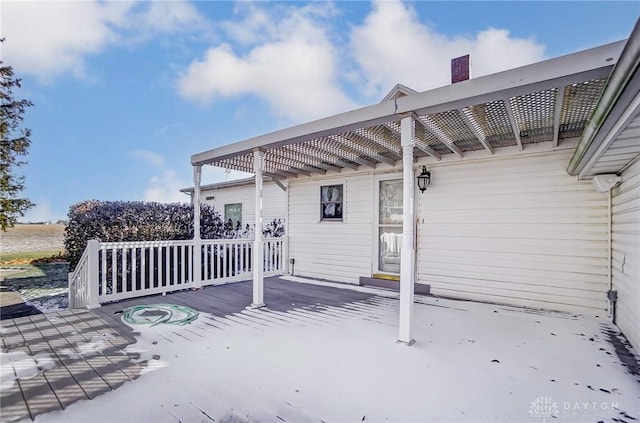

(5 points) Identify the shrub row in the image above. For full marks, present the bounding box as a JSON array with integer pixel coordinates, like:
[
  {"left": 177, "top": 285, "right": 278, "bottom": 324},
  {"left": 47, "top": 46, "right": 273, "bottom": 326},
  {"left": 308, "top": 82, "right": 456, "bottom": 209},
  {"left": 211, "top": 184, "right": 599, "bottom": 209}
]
[{"left": 65, "top": 200, "right": 269, "bottom": 270}]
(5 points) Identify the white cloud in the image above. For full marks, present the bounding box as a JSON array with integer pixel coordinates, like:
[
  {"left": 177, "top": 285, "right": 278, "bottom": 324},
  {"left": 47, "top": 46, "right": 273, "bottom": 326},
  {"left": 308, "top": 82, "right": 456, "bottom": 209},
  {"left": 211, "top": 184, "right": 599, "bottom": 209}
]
[
  {"left": 177, "top": 2, "right": 356, "bottom": 122},
  {"left": 129, "top": 149, "right": 189, "bottom": 203},
  {"left": 128, "top": 152, "right": 251, "bottom": 204},
  {"left": 1, "top": 0, "right": 208, "bottom": 82},
  {"left": 142, "top": 169, "right": 190, "bottom": 204},
  {"left": 178, "top": 0, "right": 546, "bottom": 122},
  {"left": 349, "top": 0, "right": 546, "bottom": 98},
  {"left": 134, "top": 1, "right": 207, "bottom": 35},
  {"left": 1, "top": 1, "right": 129, "bottom": 81}
]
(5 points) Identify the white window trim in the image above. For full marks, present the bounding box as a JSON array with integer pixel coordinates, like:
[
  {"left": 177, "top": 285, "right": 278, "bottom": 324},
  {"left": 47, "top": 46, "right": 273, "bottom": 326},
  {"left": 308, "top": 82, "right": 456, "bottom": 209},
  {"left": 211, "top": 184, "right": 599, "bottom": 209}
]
[
  {"left": 224, "top": 203, "right": 243, "bottom": 225},
  {"left": 318, "top": 180, "right": 347, "bottom": 223}
]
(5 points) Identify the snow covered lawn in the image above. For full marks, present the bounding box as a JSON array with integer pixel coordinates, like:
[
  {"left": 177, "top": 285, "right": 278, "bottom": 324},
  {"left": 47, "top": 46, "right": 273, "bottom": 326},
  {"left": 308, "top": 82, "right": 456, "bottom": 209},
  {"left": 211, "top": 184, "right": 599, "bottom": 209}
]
[{"left": 32, "top": 277, "right": 639, "bottom": 423}]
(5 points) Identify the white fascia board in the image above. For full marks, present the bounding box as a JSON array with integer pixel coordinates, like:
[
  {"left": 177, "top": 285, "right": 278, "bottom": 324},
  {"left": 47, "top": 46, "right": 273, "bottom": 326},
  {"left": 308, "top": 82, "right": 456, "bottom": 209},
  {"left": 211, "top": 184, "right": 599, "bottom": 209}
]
[
  {"left": 192, "top": 40, "right": 624, "bottom": 167},
  {"left": 180, "top": 176, "right": 257, "bottom": 193}
]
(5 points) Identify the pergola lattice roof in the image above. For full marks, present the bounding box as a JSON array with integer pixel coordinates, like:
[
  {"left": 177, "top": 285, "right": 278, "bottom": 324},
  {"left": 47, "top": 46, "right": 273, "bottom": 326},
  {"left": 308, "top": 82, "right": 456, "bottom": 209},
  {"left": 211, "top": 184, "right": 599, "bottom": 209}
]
[{"left": 192, "top": 41, "right": 625, "bottom": 180}]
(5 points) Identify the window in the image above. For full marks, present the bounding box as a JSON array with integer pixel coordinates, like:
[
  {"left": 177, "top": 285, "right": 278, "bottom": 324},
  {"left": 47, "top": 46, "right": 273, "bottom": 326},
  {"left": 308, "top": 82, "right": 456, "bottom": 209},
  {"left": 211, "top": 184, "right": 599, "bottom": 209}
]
[
  {"left": 320, "top": 184, "right": 343, "bottom": 221},
  {"left": 224, "top": 203, "right": 242, "bottom": 225}
]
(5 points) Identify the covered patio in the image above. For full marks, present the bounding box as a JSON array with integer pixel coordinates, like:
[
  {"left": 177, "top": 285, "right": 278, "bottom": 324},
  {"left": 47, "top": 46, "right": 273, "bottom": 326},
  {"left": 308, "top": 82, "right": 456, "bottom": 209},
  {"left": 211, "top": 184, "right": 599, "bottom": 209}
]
[
  {"left": 189, "top": 39, "right": 631, "bottom": 344},
  {"left": 2, "top": 276, "right": 639, "bottom": 422}
]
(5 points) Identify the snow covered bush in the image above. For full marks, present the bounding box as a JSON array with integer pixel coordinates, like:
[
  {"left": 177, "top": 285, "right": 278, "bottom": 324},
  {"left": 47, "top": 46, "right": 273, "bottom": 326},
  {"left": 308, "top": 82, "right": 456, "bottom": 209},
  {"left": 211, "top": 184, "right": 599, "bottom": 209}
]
[
  {"left": 65, "top": 201, "right": 287, "bottom": 279},
  {"left": 65, "top": 200, "right": 226, "bottom": 270},
  {"left": 263, "top": 219, "right": 285, "bottom": 238}
]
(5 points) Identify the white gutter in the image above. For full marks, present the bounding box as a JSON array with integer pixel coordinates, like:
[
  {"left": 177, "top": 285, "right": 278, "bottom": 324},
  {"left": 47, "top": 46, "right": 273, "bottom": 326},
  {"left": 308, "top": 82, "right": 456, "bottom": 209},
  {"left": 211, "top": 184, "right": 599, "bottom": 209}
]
[
  {"left": 567, "top": 19, "right": 640, "bottom": 177},
  {"left": 180, "top": 176, "right": 260, "bottom": 194}
]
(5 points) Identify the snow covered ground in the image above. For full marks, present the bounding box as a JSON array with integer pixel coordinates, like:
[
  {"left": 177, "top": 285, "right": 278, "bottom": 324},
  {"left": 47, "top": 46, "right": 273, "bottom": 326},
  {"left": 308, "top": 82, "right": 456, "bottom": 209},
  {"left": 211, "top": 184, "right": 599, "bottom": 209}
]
[
  {"left": 29, "top": 277, "right": 640, "bottom": 423},
  {"left": 1, "top": 263, "right": 69, "bottom": 314}
]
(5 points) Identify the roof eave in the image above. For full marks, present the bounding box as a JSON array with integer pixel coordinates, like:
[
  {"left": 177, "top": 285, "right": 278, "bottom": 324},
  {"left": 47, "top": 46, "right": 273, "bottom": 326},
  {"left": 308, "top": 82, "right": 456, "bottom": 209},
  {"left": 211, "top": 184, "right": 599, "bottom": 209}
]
[
  {"left": 568, "top": 20, "right": 640, "bottom": 178},
  {"left": 180, "top": 176, "right": 260, "bottom": 193}
]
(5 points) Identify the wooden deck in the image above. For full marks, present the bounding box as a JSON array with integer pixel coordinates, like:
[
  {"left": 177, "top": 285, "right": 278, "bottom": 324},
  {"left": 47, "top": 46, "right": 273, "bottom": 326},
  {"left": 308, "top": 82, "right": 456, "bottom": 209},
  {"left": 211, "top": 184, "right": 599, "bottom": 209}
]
[{"left": 0, "top": 277, "right": 378, "bottom": 422}]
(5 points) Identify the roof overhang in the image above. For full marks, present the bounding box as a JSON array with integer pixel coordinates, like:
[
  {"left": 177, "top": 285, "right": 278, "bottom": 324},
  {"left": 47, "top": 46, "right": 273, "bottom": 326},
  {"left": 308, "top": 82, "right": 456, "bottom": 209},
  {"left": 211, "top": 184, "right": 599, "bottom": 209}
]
[
  {"left": 568, "top": 19, "right": 640, "bottom": 179},
  {"left": 180, "top": 176, "right": 257, "bottom": 194},
  {"left": 192, "top": 40, "right": 626, "bottom": 180}
]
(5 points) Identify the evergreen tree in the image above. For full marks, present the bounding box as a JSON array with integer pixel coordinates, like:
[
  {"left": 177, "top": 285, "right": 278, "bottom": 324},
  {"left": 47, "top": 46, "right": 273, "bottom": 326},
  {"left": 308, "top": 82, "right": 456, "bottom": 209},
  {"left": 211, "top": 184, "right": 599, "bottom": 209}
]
[{"left": 1, "top": 40, "right": 34, "bottom": 231}]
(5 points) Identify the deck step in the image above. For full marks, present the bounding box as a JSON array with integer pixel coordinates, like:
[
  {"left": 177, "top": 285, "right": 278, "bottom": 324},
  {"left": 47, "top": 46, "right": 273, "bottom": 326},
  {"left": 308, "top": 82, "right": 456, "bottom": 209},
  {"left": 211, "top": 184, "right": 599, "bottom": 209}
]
[{"left": 358, "top": 276, "right": 431, "bottom": 295}]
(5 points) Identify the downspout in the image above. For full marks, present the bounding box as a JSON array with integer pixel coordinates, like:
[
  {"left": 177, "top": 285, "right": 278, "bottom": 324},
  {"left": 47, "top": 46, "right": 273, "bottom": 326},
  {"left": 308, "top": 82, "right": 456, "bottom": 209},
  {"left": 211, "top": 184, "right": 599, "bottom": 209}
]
[
  {"left": 607, "top": 188, "right": 616, "bottom": 323},
  {"left": 567, "top": 19, "right": 640, "bottom": 177}
]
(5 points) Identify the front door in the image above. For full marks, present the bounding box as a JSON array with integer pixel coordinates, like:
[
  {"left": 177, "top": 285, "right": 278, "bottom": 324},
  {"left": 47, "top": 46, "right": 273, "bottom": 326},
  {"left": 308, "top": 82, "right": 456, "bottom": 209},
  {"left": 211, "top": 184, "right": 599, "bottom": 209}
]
[{"left": 378, "top": 179, "right": 403, "bottom": 274}]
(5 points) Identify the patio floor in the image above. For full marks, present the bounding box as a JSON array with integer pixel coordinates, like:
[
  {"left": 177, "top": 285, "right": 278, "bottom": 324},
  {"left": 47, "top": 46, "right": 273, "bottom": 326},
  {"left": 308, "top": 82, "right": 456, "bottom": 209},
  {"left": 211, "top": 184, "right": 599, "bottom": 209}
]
[{"left": 1, "top": 276, "right": 639, "bottom": 422}]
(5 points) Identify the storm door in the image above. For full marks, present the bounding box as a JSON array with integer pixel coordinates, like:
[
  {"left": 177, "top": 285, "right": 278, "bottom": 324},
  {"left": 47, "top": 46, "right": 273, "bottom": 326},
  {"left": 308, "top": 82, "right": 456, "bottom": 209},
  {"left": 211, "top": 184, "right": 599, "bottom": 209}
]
[{"left": 378, "top": 179, "right": 403, "bottom": 274}]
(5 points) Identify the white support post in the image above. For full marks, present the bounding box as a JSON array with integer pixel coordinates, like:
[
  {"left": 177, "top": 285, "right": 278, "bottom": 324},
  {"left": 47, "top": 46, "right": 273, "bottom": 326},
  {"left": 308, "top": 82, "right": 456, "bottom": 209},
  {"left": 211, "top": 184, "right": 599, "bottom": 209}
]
[
  {"left": 193, "top": 165, "right": 202, "bottom": 289},
  {"left": 251, "top": 149, "right": 266, "bottom": 308},
  {"left": 86, "top": 239, "right": 101, "bottom": 309},
  {"left": 67, "top": 272, "right": 75, "bottom": 309},
  {"left": 398, "top": 116, "right": 416, "bottom": 345}
]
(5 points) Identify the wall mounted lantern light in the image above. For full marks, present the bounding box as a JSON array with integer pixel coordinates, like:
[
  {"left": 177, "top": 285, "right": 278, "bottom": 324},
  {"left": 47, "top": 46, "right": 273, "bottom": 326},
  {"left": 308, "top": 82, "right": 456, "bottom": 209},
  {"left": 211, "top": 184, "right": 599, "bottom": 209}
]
[{"left": 417, "top": 166, "right": 431, "bottom": 193}]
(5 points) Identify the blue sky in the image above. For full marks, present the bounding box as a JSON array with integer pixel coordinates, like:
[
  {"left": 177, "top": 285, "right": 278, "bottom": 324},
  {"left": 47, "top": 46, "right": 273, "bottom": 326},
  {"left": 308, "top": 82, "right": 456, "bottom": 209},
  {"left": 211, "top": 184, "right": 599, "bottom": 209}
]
[{"left": 1, "top": 1, "right": 638, "bottom": 222}]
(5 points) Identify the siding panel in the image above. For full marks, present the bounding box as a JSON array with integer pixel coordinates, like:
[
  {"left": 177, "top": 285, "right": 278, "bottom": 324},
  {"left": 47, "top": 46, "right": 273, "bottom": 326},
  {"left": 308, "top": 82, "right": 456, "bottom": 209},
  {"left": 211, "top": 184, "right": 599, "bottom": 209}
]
[
  {"left": 417, "top": 149, "right": 610, "bottom": 314},
  {"left": 202, "top": 181, "right": 287, "bottom": 228},
  {"left": 288, "top": 174, "right": 373, "bottom": 284},
  {"left": 612, "top": 157, "right": 640, "bottom": 349}
]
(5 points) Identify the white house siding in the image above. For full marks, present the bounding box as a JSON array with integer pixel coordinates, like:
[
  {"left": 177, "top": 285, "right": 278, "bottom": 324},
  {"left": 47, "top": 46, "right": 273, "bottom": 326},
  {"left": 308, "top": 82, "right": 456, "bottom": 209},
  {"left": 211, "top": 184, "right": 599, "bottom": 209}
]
[
  {"left": 288, "top": 173, "right": 373, "bottom": 284},
  {"left": 417, "top": 148, "right": 610, "bottom": 315},
  {"left": 612, "top": 157, "right": 640, "bottom": 350},
  {"left": 202, "top": 181, "right": 287, "bottom": 228}
]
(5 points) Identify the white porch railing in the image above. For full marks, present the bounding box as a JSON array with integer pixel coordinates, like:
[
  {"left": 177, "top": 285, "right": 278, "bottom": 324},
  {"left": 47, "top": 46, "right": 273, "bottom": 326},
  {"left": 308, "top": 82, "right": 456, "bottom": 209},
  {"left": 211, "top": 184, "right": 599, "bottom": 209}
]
[{"left": 68, "top": 237, "right": 287, "bottom": 308}]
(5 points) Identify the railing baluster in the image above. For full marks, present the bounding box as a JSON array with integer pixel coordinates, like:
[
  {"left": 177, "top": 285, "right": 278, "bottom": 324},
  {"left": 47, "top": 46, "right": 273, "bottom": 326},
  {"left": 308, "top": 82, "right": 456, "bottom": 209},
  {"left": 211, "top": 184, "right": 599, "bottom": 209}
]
[
  {"left": 141, "top": 246, "right": 147, "bottom": 290},
  {"left": 188, "top": 244, "right": 193, "bottom": 284},
  {"left": 274, "top": 241, "right": 278, "bottom": 271},
  {"left": 171, "top": 245, "right": 175, "bottom": 285},
  {"left": 241, "top": 243, "right": 245, "bottom": 273},
  {"left": 269, "top": 241, "right": 274, "bottom": 271},
  {"left": 205, "top": 244, "right": 210, "bottom": 281},
  {"left": 156, "top": 245, "right": 161, "bottom": 288},
  {"left": 149, "top": 246, "right": 155, "bottom": 289},
  {"left": 100, "top": 248, "right": 106, "bottom": 296},
  {"left": 181, "top": 245, "right": 186, "bottom": 285},
  {"left": 122, "top": 248, "right": 127, "bottom": 293},
  {"left": 216, "top": 244, "right": 221, "bottom": 278},
  {"left": 225, "top": 244, "right": 230, "bottom": 278},
  {"left": 132, "top": 246, "right": 137, "bottom": 292},
  {"left": 111, "top": 248, "right": 116, "bottom": 295},
  {"left": 234, "top": 243, "right": 239, "bottom": 276},
  {"left": 202, "top": 244, "right": 208, "bottom": 281},
  {"left": 278, "top": 241, "right": 282, "bottom": 270},
  {"left": 208, "top": 244, "right": 212, "bottom": 280}
]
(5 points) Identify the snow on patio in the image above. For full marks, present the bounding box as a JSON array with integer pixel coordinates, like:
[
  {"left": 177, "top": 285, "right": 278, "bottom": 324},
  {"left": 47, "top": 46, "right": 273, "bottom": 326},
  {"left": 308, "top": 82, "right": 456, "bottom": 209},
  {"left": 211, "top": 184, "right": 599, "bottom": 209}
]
[{"left": 31, "top": 277, "right": 639, "bottom": 423}]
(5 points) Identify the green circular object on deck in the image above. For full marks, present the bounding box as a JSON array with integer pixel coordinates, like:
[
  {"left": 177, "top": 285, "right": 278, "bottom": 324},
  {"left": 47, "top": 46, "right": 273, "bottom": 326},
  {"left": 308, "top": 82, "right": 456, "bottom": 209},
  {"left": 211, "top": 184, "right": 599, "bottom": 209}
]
[{"left": 121, "top": 304, "right": 199, "bottom": 327}]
